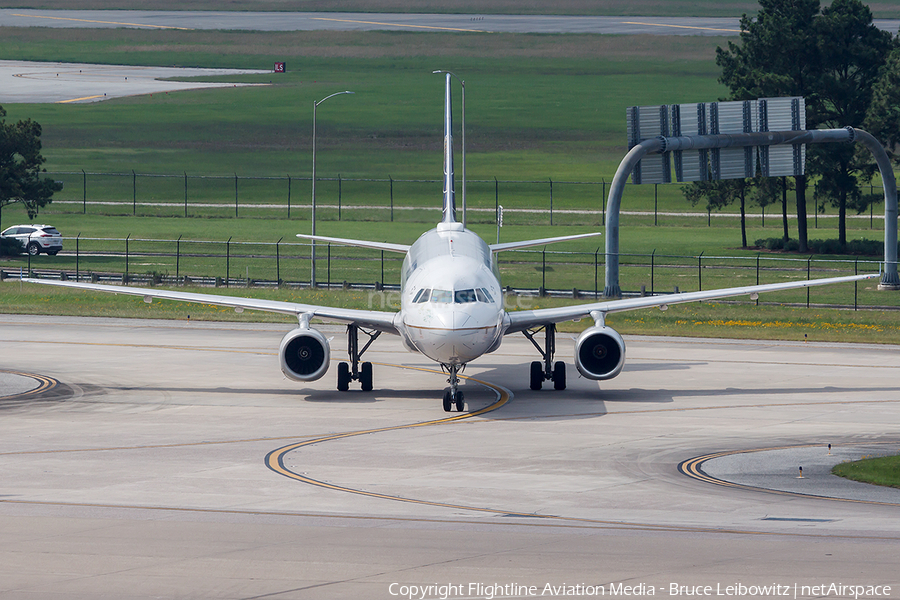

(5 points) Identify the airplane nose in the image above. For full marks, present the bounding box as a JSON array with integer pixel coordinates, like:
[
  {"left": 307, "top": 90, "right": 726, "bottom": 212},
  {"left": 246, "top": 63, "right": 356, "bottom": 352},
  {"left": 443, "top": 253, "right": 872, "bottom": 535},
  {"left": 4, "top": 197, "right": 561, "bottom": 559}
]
[{"left": 405, "top": 306, "right": 498, "bottom": 365}]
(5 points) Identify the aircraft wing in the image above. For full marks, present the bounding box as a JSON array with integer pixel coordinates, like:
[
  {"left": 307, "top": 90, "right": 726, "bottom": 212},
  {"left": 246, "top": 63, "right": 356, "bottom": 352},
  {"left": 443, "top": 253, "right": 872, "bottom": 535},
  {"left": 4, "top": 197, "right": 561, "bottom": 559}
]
[
  {"left": 505, "top": 273, "right": 879, "bottom": 333},
  {"left": 490, "top": 232, "right": 602, "bottom": 252},
  {"left": 295, "top": 234, "right": 410, "bottom": 253},
  {"left": 22, "top": 278, "right": 400, "bottom": 334}
]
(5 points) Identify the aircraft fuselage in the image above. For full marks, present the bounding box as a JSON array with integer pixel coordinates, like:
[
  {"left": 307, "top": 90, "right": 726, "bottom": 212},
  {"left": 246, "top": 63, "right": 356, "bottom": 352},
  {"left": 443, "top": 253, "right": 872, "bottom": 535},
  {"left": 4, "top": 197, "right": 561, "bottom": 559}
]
[{"left": 398, "top": 221, "right": 505, "bottom": 365}]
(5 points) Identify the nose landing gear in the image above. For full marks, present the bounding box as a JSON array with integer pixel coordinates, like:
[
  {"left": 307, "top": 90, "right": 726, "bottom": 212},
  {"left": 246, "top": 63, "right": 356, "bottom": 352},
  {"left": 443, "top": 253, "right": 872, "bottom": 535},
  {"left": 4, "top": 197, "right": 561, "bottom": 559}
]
[{"left": 442, "top": 364, "right": 465, "bottom": 412}]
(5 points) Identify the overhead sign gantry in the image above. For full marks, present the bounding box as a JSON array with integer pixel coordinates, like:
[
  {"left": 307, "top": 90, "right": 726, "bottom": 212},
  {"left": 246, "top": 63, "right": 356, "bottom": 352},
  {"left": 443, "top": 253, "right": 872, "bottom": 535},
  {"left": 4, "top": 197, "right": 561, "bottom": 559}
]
[{"left": 603, "top": 98, "right": 898, "bottom": 296}]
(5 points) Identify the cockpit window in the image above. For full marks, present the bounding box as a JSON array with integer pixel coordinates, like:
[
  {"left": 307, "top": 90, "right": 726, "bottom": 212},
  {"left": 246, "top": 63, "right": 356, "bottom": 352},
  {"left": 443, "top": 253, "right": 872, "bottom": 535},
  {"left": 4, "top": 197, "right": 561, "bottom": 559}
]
[
  {"left": 475, "top": 288, "right": 494, "bottom": 303},
  {"left": 413, "top": 287, "right": 495, "bottom": 304},
  {"left": 431, "top": 289, "right": 453, "bottom": 303},
  {"left": 454, "top": 289, "right": 477, "bottom": 303}
]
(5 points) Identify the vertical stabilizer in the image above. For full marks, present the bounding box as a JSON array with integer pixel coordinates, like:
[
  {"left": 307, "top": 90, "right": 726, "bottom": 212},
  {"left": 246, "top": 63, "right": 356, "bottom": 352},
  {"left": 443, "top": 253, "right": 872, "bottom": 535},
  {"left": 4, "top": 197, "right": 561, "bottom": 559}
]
[{"left": 441, "top": 72, "right": 457, "bottom": 224}]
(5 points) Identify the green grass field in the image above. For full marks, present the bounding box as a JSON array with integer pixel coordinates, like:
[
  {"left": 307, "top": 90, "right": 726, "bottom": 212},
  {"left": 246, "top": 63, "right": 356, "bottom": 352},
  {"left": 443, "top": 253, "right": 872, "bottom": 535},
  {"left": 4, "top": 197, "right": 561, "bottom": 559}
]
[{"left": 1, "top": 8, "right": 899, "bottom": 343}]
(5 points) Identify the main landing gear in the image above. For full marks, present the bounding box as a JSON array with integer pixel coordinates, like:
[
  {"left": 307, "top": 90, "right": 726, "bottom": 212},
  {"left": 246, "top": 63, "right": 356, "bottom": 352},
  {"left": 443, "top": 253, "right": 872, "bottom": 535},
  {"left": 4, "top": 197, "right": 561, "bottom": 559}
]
[
  {"left": 442, "top": 364, "right": 465, "bottom": 412},
  {"left": 523, "top": 323, "right": 566, "bottom": 391},
  {"left": 336, "top": 324, "right": 380, "bottom": 392}
]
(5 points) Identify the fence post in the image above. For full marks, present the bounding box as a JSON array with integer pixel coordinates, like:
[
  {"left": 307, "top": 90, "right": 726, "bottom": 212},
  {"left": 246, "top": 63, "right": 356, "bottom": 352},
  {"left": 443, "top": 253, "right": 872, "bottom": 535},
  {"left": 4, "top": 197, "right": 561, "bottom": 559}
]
[
  {"left": 756, "top": 253, "right": 760, "bottom": 305},
  {"left": 651, "top": 249, "right": 655, "bottom": 295},
  {"left": 327, "top": 244, "right": 331, "bottom": 288},
  {"left": 807, "top": 256, "right": 812, "bottom": 308},
  {"left": 82, "top": 169, "right": 86, "bottom": 214},
  {"left": 854, "top": 258, "right": 859, "bottom": 311},
  {"left": 602, "top": 179, "right": 606, "bottom": 226},
  {"left": 542, "top": 248, "right": 546, "bottom": 293},
  {"left": 176, "top": 235, "right": 181, "bottom": 279},
  {"left": 226, "top": 237, "right": 232, "bottom": 288},
  {"left": 549, "top": 177, "right": 553, "bottom": 226},
  {"left": 125, "top": 234, "right": 130, "bottom": 277},
  {"left": 594, "top": 247, "right": 599, "bottom": 298},
  {"left": 276, "top": 237, "right": 282, "bottom": 284},
  {"left": 234, "top": 173, "right": 238, "bottom": 218},
  {"left": 132, "top": 170, "right": 136, "bottom": 216},
  {"left": 494, "top": 177, "right": 499, "bottom": 222},
  {"left": 698, "top": 251, "right": 703, "bottom": 292},
  {"left": 76, "top": 233, "right": 80, "bottom": 282},
  {"left": 654, "top": 183, "right": 658, "bottom": 226},
  {"left": 381, "top": 250, "right": 385, "bottom": 287}
]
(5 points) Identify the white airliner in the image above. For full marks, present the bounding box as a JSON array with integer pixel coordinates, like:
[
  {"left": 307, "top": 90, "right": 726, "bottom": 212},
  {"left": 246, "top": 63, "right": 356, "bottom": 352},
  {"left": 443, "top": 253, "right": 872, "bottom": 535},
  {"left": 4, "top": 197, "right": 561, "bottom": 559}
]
[{"left": 25, "top": 74, "right": 878, "bottom": 411}]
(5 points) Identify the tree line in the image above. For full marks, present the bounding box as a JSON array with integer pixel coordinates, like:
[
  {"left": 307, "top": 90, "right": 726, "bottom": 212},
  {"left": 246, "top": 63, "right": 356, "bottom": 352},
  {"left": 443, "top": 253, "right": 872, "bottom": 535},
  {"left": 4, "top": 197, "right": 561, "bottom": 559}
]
[{"left": 686, "top": 0, "right": 900, "bottom": 252}]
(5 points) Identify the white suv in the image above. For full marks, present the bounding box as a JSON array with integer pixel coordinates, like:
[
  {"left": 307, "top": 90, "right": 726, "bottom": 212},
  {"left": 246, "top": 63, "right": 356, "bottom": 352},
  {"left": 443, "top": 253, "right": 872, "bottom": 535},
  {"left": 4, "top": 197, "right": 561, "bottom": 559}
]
[{"left": 0, "top": 224, "right": 63, "bottom": 256}]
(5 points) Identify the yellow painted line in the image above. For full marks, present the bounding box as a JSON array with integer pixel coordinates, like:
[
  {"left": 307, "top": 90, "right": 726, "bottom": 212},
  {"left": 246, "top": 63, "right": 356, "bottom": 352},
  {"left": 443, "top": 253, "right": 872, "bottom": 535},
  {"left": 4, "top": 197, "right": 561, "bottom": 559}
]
[
  {"left": 621, "top": 20, "right": 741, "bottom": 33},
  {"left": 57, "top": 95, "right": 106, "bottom": 104},
  {"left": 265, "top": 365, "right": 525, "bottom": 515},
  {"left": 679, "top": 442, "right": 900, "bottom": 507},
  {"left": 11, "top": 12, "right": 192, "bottom": 30},
  {"left": 312, "top": 16, "right": 487, "bottom": 33},
  {"left": 0, "top": 370, "right": 58, "bottom": 401}
]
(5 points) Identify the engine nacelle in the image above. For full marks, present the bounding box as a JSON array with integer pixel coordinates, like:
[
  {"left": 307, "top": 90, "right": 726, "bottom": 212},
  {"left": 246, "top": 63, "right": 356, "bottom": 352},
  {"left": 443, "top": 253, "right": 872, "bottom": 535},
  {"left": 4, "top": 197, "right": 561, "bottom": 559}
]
[
  {"left": 279, "top": 327, "right": 330, "bottom": 382},
  {"left": 574, "top": 325, "right": 626, "bottom": 381}
]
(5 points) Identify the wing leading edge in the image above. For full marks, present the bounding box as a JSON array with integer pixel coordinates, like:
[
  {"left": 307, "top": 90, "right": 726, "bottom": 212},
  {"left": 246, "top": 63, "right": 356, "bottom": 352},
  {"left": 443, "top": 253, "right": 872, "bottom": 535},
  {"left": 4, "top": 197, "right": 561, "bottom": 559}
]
[
  {"left": 505, "top": 273, "right": 879, "bottom": 333},
  {"left": 22, "top": 279, "right": 400, "bottom": 334}
]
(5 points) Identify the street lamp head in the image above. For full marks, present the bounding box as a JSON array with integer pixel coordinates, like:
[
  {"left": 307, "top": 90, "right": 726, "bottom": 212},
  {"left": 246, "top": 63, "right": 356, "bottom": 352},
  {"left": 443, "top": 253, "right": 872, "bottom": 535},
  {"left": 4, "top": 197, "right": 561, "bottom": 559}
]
[{"left": 315, "top": 90, "right": 355, "bottom": 107}]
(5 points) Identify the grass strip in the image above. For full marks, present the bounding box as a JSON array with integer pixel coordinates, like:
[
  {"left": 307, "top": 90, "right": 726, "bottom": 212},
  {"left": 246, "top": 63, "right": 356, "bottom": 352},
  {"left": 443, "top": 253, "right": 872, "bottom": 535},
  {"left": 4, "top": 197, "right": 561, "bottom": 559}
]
[{"left": 832, "top": 455, "right": 900, "bottom": 489}]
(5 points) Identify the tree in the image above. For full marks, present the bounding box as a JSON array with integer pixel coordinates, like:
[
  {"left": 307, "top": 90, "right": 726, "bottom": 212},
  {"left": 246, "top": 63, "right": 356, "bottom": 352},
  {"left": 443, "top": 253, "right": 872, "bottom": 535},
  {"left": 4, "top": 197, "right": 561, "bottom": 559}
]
[
  {"left": 752, "top": 175, "right": 793, "bottom": 242},
  {"left": 715, "top": 0, "right": 895, "bottom": 251},
  {"left": 0, "top": 106, "right": 61, "bottom": 223},
  {"left": 716, "top": 0, "right": 821, "bottom": 252},
  {"left": 808, "top": 0, "right": 894, "bottom": 245},
  {"left": 865, "top": 46, "right": 900, "bottom": 165},
  {"left": 683, "top": 179, "right": 755, "bottom": 248}
]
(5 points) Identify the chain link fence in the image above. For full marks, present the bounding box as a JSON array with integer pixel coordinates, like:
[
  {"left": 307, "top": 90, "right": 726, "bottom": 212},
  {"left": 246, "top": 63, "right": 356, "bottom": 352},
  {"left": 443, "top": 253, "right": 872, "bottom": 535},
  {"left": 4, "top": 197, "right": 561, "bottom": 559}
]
[{"left": 3, "top": 236, "right": 896, "bottom": 311}]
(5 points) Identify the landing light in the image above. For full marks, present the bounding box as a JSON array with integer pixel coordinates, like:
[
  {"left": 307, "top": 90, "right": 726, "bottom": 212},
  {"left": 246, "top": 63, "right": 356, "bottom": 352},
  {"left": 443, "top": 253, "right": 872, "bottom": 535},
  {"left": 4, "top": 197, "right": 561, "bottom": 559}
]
[
  {"left": 750, "top": 292, "right": 759, "bottom": 301},
  {"left": 659, "top": 304, "right": 668, "bottom": 311}
]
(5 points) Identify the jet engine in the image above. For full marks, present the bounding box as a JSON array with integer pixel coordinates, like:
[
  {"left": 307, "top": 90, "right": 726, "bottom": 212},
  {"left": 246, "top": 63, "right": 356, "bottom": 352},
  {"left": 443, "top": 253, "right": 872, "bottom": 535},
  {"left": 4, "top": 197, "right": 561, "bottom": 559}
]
[
  {"left": 279, "top": 327, "right": 330, "bottom": 382},
  {"left": 574, "top": 326, "right": 626, "bottom": 381}
]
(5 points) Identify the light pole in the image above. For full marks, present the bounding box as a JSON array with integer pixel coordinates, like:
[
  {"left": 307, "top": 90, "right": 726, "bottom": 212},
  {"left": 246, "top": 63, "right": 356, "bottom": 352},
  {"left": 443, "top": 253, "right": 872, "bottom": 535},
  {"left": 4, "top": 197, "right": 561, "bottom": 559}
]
[
  {"left": 311, "top": 90, "right": 353, "bottom": 288},
  {"left": 433, "top": 70, "right": 465, "bottom": 226}
]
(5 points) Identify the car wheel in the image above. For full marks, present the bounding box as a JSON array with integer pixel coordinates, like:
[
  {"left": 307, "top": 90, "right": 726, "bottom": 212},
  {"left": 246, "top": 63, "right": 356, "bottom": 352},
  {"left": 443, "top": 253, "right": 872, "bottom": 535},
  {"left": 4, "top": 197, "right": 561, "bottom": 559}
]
[{"left": 27, "top": 242, "right": 40, "bottom": 256}]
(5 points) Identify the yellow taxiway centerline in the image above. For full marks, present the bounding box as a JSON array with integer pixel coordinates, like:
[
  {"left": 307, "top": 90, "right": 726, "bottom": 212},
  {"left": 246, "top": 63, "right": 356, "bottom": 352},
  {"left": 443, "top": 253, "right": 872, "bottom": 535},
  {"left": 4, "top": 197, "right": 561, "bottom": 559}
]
[
  {"left": 621, "top": 20, "right": 741, "bottom": 33},
  {"left": 11, "top": 13, "right": 192, "bottom": 30},
  {"left": 312, "top": 16, "right": 487, "bottom": 33}
]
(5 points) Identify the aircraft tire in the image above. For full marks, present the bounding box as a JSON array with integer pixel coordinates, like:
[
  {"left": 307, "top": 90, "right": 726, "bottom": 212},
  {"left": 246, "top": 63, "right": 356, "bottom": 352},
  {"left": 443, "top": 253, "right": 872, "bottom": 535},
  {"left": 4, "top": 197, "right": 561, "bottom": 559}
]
[
  {"left": 443, "top": 390, "right": 452, "bottom": 412},
  {"left": 553, "top": 361, "right": 566, "bottom": 391},
  {"left": 360, "top": 361, "right": 373, "bottom": 391},
  {"left": 530, "top": 361, "right": 543, "bottom": 390},
  {"left": 337, "top": 362, "right": 350, "bottom": 391},
  {"left": 455, "top": 391, "right": 465, "bottom": 412}
]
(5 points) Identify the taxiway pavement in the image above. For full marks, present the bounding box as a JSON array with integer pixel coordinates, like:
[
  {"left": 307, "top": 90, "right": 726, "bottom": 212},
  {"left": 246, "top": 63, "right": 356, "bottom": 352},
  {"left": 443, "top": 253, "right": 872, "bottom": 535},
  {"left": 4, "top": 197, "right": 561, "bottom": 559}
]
[
  {"left": 2, "top": 9, "right": 896, "bottom": 36},
  {"left": 1, "top": 312, "right": 899, "bottom": 599}
]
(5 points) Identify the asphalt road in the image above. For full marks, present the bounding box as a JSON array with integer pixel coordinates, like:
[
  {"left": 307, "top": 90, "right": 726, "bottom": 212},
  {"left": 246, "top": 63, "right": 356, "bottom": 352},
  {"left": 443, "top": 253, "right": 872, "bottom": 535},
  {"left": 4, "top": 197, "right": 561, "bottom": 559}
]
[{"left": 1, "top": 312, "right": 899, "bottom": 599}]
